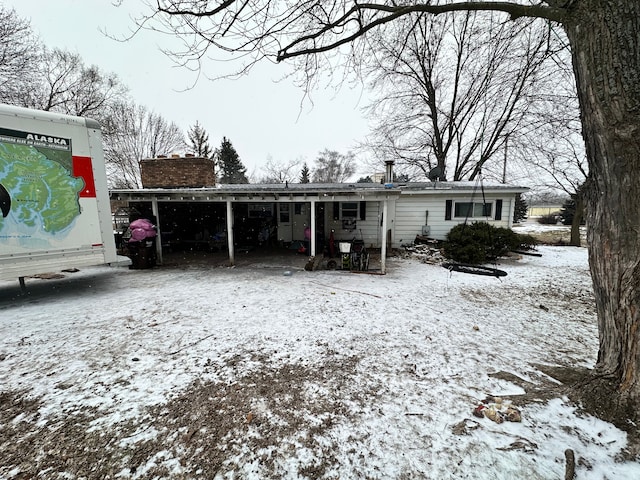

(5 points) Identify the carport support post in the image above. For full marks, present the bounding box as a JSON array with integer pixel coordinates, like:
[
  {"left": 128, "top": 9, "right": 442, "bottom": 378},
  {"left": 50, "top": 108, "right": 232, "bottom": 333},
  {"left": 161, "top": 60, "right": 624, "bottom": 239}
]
[
  {"left": 226, "top": 199, "right": 235, "bottom": 266},
  {"left": 310, "top": 199, "right": 316, "bottom": 257},
  {"left": 151, "top": 197, "right": 163, "bottom": 265},
  {"left": 381, "top": 199, "right": 388, "bottom": 274}
]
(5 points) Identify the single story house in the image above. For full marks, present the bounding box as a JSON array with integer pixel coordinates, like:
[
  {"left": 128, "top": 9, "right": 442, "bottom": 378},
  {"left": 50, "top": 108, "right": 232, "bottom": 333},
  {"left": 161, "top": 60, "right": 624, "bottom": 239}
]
[{"left": 110, "top": 157, "right": 527, "bottom": 273}]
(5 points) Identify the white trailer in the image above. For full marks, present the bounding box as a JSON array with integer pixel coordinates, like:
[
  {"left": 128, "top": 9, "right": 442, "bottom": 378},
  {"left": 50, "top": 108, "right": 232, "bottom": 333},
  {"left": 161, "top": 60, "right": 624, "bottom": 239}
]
[{"left": 0, "top": 104, "right": 117, "bottom": 284}]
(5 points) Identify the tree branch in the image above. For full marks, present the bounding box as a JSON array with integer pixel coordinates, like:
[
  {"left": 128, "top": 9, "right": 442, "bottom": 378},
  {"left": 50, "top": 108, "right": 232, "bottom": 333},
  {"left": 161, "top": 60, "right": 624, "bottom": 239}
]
[
  {"left": 277, "top": 2, "right": 565, "bottom": 61},
  {"left": 156, "top": 0, "right": 239, "bottom": 18}
]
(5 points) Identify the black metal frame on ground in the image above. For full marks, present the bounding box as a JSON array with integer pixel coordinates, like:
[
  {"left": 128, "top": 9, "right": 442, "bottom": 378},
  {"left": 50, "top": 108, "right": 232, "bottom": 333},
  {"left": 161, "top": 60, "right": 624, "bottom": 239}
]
[{"left": 442, "top": 262, "right": 507, "bottom": 278}]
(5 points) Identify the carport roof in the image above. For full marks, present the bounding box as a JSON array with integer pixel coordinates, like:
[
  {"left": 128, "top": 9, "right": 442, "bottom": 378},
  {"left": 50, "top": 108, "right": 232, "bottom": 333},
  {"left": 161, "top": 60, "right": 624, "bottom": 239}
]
[
  {"left": 110, "top": 182, "right": 400, "bottom": 202},
  {"left": 110, "top": 181, "right": 527, "bottom": 202}
]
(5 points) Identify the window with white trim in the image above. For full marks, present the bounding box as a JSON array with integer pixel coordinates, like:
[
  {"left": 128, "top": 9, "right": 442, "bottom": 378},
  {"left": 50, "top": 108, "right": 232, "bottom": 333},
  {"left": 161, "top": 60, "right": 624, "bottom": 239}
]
[{"left": 454, "top": 202, "right": 492, "bottom": 218}]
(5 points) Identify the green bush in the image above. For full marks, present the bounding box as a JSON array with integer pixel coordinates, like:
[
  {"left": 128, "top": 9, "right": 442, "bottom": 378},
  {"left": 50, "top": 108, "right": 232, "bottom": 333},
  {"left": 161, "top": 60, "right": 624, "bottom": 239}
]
[
  {"left": 443, "top": 222, "right": 538, "bottom": 264},
  {"left": 537, "top": 213, "right": 558, "bottom": 225},
  {"left": 513, "top": 232, "right": 538, "bottom": 251}
]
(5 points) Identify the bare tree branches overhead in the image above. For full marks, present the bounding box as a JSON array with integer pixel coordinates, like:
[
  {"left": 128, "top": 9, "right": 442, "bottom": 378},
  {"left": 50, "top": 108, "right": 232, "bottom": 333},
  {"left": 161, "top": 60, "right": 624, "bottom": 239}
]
[
  {"left": 138, "top": 1, "right": 578, "bottom": 186},
  {"left": 136, "top": 2, "right": 566, "bottom": 80}
]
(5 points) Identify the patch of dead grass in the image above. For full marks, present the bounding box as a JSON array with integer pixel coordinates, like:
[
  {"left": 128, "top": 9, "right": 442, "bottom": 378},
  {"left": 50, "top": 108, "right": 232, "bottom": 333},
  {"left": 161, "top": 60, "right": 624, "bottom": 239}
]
[{"left": 0, "top": 353, "right": 371, "bottom": 479}]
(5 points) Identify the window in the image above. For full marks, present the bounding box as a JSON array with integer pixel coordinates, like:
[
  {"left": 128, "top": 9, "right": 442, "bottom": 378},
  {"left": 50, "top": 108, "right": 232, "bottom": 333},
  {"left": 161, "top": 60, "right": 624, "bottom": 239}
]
[
  {"left": 454, "top": 202, "right": 492, "bottom": 218},
  {"left": 279, "top": 204, "right": 290, "bottom": 223},
  {"left": 340, "top": 202, "right": 359, "bottom": 219},
  {"left": 248, "top": 203, "right": 273, "bottom": 218},
  {"left": 334, "top": 201, "right": 367, "bottom": 220}
]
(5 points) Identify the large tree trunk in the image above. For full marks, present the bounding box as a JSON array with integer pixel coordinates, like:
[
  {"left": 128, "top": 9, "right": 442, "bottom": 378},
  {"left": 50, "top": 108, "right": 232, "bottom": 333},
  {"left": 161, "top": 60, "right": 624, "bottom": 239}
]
[{"left": 564, "top": 1, "right": 640, "bottom": 398}]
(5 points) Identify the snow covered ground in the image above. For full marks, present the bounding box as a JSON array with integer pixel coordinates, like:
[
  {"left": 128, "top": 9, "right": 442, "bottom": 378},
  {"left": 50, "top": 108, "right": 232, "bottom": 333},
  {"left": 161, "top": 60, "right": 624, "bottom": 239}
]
[{"left": 0, "top": 241, "right": 638, "bottom": 479}]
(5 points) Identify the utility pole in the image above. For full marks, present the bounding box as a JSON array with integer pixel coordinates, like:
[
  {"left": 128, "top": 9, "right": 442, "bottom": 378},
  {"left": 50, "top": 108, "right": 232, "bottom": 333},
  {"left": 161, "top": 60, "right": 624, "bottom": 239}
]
[{"left": 502, "top": 135, "right": 508, "bottom": 184}]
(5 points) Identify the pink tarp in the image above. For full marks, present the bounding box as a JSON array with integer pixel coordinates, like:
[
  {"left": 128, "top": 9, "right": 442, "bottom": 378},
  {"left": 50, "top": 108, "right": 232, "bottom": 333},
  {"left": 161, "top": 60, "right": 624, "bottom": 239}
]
[{"left": 129, "top": 218, "right": 156, "bottom": 242}]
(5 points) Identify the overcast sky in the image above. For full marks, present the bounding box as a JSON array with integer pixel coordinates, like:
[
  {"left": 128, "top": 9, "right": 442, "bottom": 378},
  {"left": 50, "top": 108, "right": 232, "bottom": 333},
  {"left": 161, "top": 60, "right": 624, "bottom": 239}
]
[{"left": 7, "top": 0, "right": 374, "bottom": 180}]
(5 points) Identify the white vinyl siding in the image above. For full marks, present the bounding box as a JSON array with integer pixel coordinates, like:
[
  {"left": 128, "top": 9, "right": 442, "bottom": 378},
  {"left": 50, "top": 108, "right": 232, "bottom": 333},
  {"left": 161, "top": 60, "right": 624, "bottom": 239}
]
[
  {"left": 395, "top": 197, "right": 448, "bottom": 245},
  {"left": 325, "top": 201, "right": 381, "bottom": 247},
  {"left": 395, "top": 194, "right": 513, "bottom": 245}
]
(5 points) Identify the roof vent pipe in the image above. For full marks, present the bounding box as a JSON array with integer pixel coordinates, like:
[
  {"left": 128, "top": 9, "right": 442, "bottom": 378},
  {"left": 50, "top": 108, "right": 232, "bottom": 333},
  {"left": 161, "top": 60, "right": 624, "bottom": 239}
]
[{"left": 385, "top": 160, "right": 395, "bottom": 184}]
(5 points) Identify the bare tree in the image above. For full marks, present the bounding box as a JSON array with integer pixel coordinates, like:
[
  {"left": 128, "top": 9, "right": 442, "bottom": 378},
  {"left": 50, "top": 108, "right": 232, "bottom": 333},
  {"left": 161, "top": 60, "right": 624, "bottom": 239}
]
[
  {"left": 508, "top": 45, "right": 587, "bottom": 245},
  {"left": 0, "top": 7, "right": 41, "bottom": 105},
  {"left": 363, "top": 12, "right": 558, "bottom": 181},
  {"left": 529, "top": 140, "right": 587, "bottom": 240},
  {"left": 103, "top": 102, "right": 186, "bottom": 188},
  {"left": 21, "top": 48, "right": 128, "bottom": 122},
  {"left": 312, "top": 149, "right": 356, "bottom": 183},
  {"left": 131, "top": 0, "right": 640, "bottom": 416},
  {"left": 258, "top": 156, "right": 299, "bottom": 183}
]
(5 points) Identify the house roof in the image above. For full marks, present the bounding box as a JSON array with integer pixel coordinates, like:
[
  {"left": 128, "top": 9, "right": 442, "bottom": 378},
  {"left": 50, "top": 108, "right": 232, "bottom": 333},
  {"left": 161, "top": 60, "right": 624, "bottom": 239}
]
[
  {"left": 397, "top": 181, "right": 528, "bottom": 194},
  {"left": 109, "top": 181, "right": 527, "bottom": 203}
]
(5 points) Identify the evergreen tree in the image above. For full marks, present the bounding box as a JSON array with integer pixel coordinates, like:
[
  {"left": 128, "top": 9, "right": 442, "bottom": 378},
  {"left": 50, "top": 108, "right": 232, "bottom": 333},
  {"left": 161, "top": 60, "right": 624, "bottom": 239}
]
[
  {"left": 187, "top": 121, "right": 212, "bottom": 159},
  {"left": 513, "top": 193, "right": 528, "bottom": 223},
  {"left": 559, "top": 194, "right": 586, "bottom": 226},
  {"left": 216, "top": 137, "right": 248, "bottom": 184},
  {"left": 299, "top": 162, "right": 310, "bottom": 183},
  {"left": 380, "top": 172, "right": 411, "bottom": 183},
  {"left": 357, "top": 176, "right": 373, "bottom": 183}
]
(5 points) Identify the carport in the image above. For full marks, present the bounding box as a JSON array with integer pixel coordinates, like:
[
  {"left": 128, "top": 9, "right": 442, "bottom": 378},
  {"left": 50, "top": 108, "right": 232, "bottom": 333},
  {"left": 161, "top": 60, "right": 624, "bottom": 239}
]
[{"left": 110, "top": 183, "right": 402, "bottom": 274}]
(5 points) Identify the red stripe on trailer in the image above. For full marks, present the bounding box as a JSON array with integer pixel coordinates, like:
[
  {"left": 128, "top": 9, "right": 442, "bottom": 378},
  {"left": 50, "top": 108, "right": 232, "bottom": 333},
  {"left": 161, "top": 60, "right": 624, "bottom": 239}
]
[{"left": 72, "top": 156, "right": 97, "bottom": 197}]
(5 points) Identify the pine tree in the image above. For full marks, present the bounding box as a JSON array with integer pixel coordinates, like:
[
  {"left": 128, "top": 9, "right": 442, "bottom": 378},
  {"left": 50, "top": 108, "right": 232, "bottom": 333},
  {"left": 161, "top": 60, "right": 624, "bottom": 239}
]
[
  {"left": 299, "top": 162, "right": 310, "bottom": 183},
  {"left": 513, "top": 193, "right": 528, "bottom": 223},
  {"left": 216, "top": 137, "right": 248, "bottom": 184},
  {"left": 559, "top": 194, "right": 586, "bottom": 226},
  {"left": 187, "top": 121, "right": 212, "bottom": 159}
]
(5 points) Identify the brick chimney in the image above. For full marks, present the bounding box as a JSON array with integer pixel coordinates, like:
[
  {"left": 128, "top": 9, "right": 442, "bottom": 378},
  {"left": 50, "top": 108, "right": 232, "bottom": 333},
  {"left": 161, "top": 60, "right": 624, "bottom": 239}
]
[{"left": 140, "top": 155, "right": 216, "bottom": 188}]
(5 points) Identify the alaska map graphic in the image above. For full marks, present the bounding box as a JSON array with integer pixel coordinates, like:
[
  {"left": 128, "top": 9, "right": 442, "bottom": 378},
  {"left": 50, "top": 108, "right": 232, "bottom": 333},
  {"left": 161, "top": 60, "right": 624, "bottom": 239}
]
[{"left": 0, "top": 139, "right": 84, "bottom": 238}]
